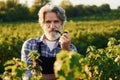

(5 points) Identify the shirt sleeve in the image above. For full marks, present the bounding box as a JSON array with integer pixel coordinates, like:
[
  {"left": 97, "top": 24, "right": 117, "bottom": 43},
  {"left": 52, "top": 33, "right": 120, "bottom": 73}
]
[
  {"left": 21, "top": 39, "right": 32, "bottom": 65},
  {"left": 70, "top": 44, "right": 78, "bottom": 52},
  {"left": 21, "top": 39, "right": 33, "bottom": 78}
]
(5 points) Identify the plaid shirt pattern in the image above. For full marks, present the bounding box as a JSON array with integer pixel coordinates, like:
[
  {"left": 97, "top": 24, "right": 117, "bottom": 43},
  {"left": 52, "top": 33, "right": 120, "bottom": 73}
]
[
  {"left": 21, "top": 35, "right": 77, "bottom": 62},
  {"left": 21, "top": 35, "right": 77, "bottom": 78}
]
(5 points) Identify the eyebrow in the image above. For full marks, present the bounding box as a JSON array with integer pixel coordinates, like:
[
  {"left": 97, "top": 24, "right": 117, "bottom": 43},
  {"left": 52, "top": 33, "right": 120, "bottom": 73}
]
[{"left": 45, "top": 20, "right": 60, "bottom": 23}]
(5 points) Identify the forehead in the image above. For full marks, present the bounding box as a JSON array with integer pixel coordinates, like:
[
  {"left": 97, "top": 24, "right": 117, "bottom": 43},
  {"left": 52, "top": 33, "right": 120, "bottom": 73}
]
[{"left": 44, "top": 11, "right": 60, "bottom": 21}]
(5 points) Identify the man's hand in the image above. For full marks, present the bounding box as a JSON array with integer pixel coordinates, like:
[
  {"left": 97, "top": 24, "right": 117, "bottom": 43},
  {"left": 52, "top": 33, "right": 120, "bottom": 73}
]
[{"left": 59, "top": 33, "right": 71, "bottom": 50}]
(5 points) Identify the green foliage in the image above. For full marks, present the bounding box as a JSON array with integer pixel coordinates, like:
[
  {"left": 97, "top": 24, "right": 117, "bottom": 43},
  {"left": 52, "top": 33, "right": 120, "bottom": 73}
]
[
  {"left": 5, "top": 4, "right": 29, "bottom": 22},
  {"left": 54, "top": 37, "right": 120, "bottom": 79},
  {"left": 54, "top": 50, "right": 88, "bottom": 80},
  {"left": 33, "top": 0, "right": 50, "bottom": 6},
  {"left": 99, "top": 4, "right": 111, "bottom": 12},
  {"left": 62, "top": 3, "right": 112, "bottom": 19},
  {"left": 29, "top": 5, "right": 42, "bottom": 20},
  {"left": 0, "top": 22, "right": 42, "bottom": 64},
  {"left": 0, "top": 20, "right": 120, "bottom": 64},
  {"left": 118, "top": 6, "right": 120, "bottom": 9},
  {"left": 0, "top": 51, "right": 43, "bottom": 80},
  {"left": 0, "top": 0, "right": 50, "bottom": 22},
  {"left": 2, "top": 58, "right": 27, "bottom": 79},
  {"left": 68, "top": 20, "right": 120, "bottom": 54},
  {"left": 85, "top": 37, "right": 120, "bottom": 79},
  {"left": 0, "top": 0, "right": 120, "bottom": 22},
  {"left": 0, "top": 20, "right": 120, "bottom": 79},
  {"left": 0, "top": 1, "right": 5, "bottom": 10}
]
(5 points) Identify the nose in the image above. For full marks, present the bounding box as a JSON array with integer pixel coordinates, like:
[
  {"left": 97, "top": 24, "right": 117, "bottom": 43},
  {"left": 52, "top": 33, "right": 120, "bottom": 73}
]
[{"left": 50, "top": 22, "right": 56, "bottom": 29}]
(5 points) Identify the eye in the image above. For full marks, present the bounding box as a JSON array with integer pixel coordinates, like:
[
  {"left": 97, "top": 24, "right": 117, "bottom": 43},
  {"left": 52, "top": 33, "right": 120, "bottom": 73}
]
[
  {"left": 54, "top": 20, "right": 60, "bottom": 23},
  {"left": 45, "top": 20, "right": 51, "bottom": 24}
]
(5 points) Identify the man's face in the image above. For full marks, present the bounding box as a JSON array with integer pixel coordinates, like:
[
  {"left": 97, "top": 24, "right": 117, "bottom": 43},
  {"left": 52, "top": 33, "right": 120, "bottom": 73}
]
[{"left": 42, "top": 11, "right": 62, "bottom": 41}]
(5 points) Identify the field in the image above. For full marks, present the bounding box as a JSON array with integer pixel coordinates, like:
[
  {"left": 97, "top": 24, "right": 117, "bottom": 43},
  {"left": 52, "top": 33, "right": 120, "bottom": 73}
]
[
  {"left": 0, "top": 20, "right": 120, "bottom": 63},
  {"left": 0, "top": 20, "right": 120, "bottom": 79}
]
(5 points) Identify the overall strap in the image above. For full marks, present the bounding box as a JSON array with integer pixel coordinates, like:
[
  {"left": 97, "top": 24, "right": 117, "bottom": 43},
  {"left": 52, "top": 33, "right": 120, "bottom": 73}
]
[
  {"left": 37, "top": 42, "right": 42, "bottom": 54},
  {"left": 36, "top": 42, "right": 56, "bottom": 74},
  {"left": 35, "top": 42, "right": 42, "bottom": 68}
]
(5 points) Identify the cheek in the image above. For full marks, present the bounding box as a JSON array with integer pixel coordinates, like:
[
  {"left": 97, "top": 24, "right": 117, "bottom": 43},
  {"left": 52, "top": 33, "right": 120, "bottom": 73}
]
[{"left": 56, "top": 24, "right": 62, "bottom": 29}]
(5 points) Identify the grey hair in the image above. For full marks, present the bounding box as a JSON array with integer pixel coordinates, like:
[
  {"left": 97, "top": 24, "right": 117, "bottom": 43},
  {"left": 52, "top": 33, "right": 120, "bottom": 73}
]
[{"left": 38, "top": 3, "right": 66, "bottom": 26}]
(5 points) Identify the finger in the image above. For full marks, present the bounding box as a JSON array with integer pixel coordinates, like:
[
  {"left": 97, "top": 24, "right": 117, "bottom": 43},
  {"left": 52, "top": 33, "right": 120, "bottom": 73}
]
[
  {"left": 62, "top": 34, "right": 71, "bottom": 40},
  {"left": 62, "top": 33, "right": 69, "bottom": 38},
  {"left": 59, "top": 36, "right": 70, "bottom": 44},
  {"left": 63, "top": 31, "right": 68, "bottom": 34},
  {"left": 60, "top": 35, "right": 69, "bottom": 40}
]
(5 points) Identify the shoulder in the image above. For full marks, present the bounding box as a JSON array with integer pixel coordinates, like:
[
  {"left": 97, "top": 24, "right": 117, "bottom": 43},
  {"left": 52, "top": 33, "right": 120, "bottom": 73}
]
[
  {"left": 23, "top": 37, "right": 39, "bottom": 44},
  {"left": 21, "top": 37, "right": 41, "bottom": 52},
  {"left": 22, "top": 37, "right": 40, "bottom": 48}
]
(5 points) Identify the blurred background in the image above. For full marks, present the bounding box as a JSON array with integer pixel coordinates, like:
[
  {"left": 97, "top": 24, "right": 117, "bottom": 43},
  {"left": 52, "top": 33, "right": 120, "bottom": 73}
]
[{"left": 0, "top": 0, "right": 120, "bottom": 22}]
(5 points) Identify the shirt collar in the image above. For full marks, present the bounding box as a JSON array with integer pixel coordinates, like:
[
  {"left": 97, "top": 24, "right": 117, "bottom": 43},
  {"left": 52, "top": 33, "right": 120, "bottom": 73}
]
[
  {"left": 36, "top": 34, "right": 45, "bottom": 43},
  {"left": 36, "top": 34, "right": 60, "bottom": 47}
]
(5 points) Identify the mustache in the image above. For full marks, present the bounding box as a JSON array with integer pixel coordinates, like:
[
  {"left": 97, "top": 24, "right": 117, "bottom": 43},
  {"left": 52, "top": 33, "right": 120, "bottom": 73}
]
[
  {"left": 55, "top": 30, "right": 61, "bottom": 35},
  {"left": 55, "top": 30, "right": 68, "bottom": 35}
]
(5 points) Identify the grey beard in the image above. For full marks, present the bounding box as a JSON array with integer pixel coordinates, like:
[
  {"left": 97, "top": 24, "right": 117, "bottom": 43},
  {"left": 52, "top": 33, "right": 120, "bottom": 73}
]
[{"left": 44, "top": 31, "right": 61, "bottom": 41}]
